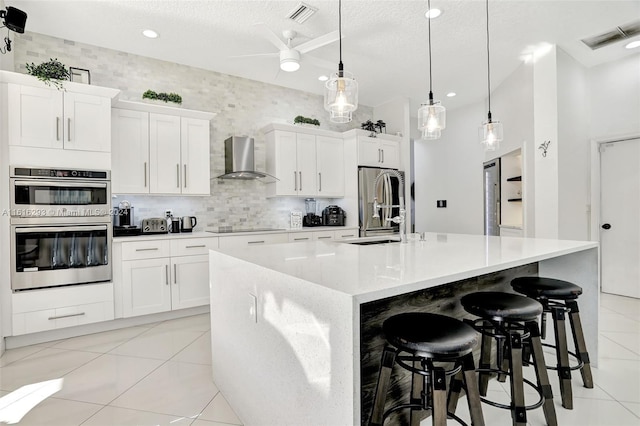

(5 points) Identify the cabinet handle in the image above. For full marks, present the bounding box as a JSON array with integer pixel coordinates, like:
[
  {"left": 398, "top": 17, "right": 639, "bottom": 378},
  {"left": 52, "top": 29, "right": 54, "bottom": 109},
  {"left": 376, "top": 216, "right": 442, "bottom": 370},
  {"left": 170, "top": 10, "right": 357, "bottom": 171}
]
[
  {"left": 144, "top": 162, "right": 147, "bottom": 187},
  {"left": 135, "top": 247, "right": 158, "bottom": 252},
  {"left": 67, "top": 118, "right": 71, "bottom": 142},
  {"left": 165, "top": 265, "right": 169, "bottom": 285},
  {"left": 294, "top": 237, "right": 309, "bottom": 241},
  {"left": 299, "top": 171, "right": 302, "bottom": 191},
  {"left": 294, "top": 171, "right": 297, "bottom": 191},
  {"left": 318, "top": 172, "right": 322, "bottom": 192},
  {"left": 176, "top": 164, "right": 180, "bottom": 188},
  {"left": 341, "top": 234, "right": 355, "bottom": 238},
  {"left": 48, "top": 312, "right": 85, "bottom": 321},
  {"left": 174, "top": 264, "right": 177, "bottom": 284},
  {"left": 56, "top": 117, "right": 60, "bottom": 141},
  {"left": 381, "top": 149, "right": 385, "bottom": 164},
  {"left": 248, "top": 240, "right": 265, "bottom": 244},
  {"left": 318, "top": 236, "right": 332, "bottom": 239},
  {"left": 378, "top": 149, "right": 381, "bottom": 163},
  {"left": 185, "top": 244, "right": 206, "bottom": 248},
  {"left": 184, "top": 164, "right": 187, "bottom": 188}
]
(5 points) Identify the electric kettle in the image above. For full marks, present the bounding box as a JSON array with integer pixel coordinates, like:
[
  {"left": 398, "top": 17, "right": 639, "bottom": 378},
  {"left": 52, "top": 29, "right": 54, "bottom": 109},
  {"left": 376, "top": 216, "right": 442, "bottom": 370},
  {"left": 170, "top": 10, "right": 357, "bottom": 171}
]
[{"left": 181, "top": 216, "right": 197, "bottom": 232}]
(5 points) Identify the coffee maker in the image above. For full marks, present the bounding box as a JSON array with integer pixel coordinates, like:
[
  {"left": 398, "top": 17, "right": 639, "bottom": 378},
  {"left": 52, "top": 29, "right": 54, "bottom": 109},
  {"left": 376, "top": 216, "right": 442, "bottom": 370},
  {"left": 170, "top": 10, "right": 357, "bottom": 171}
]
[
  {"left": 302, "top": 198, "right": 323, "bottom": 227},
  {"left": 113, "top": 200, "right": 141, "bottom": 236}
]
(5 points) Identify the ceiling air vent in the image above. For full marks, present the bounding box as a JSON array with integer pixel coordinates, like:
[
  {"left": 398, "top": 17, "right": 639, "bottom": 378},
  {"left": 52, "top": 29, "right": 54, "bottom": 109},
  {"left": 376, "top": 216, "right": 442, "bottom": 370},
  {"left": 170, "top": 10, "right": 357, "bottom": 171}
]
[
  {"left": 581, "top": 19, "right": 640, "bottom": 50},
  {"left": 286, "top": 2, "right": 317, "bottom": 24}
]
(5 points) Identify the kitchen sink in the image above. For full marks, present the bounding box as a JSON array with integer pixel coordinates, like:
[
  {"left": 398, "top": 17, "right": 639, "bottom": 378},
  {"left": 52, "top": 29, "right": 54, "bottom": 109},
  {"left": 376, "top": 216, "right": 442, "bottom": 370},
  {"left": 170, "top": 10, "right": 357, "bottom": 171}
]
[{"left": 346, "top": 238, "right": 400, "bottom": 245}]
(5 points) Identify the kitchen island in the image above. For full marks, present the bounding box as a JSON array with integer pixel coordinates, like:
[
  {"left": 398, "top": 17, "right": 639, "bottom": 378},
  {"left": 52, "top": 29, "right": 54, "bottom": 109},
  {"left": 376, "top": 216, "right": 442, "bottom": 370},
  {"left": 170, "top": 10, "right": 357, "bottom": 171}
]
[{"left": 208, "top": 233, "right": 598, "bottom": 426}]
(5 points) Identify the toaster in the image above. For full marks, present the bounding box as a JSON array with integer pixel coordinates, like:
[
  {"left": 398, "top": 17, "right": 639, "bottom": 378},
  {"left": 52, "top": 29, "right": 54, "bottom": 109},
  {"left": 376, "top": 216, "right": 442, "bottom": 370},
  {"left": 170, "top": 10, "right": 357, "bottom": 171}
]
[
  {"left": 141, "top": 217, "right": 168, "bottom": 234},
  {"left": 322, "top": 205, "right": 346, "bottom": 226}
]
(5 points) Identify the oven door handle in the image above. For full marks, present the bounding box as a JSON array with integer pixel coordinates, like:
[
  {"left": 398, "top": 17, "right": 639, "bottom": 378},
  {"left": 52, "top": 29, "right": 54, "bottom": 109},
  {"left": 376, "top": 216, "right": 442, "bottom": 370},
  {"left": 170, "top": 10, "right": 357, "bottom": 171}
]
[
  {"left": 13, "top": 180, "right": 108, "bottom": 189},
  {"left": 14, "top": 225, "right": 108, "bottom": 233}
]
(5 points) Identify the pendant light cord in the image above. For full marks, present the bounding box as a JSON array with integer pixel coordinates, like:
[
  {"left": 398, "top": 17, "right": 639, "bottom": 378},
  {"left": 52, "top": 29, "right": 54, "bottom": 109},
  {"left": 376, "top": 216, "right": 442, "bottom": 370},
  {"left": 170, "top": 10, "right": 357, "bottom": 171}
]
[
  {"left": 338, "top": 0, "right": 343, "bottom": 76},
  {"left": 486, "top": 0, "right": 492, "bottom": 121},
  {"left": 428, "top": 0, "right": 433, "bottom": 101}
]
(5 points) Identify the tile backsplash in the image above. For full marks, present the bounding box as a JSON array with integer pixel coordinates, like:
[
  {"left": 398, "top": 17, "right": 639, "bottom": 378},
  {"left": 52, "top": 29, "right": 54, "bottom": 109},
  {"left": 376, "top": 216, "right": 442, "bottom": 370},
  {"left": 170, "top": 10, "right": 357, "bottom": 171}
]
[{"left": 14, "top": 32, "right": 370, "bottom": 229}]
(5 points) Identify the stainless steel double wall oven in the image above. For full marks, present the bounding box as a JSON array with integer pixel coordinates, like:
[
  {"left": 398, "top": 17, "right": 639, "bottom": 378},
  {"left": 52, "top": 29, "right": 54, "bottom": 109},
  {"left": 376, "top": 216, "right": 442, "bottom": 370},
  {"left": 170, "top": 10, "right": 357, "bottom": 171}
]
[{"left": 10, "top": 167, "right": 112, "bottom": 291}]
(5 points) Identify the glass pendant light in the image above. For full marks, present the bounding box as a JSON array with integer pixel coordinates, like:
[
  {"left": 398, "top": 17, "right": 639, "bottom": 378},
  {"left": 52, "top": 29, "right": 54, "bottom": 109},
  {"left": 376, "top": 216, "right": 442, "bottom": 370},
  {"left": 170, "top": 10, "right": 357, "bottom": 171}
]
[
  {"left": 480, "top": 0, "right": 503, "bottom": 151},
  {"left": 324, "top": 0, "right": 358, "bottom": 123},
  {"left": 418, "top": 0, "right": 446, "bottom": 140}
]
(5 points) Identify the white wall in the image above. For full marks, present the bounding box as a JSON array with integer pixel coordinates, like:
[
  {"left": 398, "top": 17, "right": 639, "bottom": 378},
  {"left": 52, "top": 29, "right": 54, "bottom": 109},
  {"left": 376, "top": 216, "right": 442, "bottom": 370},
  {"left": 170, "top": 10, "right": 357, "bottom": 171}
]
[
  {"left": 557, "top": 48, "right": 590, "bottom": 241},
  {"left": 589, "top": 53, "right": 640, "bottom": 141}
]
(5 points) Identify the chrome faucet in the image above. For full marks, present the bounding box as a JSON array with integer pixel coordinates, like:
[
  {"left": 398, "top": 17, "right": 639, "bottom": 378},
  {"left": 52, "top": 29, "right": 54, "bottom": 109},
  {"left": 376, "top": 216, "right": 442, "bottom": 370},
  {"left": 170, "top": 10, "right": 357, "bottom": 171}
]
[{"left": 372, "top": 169, "right": 407, "bottom": 243}]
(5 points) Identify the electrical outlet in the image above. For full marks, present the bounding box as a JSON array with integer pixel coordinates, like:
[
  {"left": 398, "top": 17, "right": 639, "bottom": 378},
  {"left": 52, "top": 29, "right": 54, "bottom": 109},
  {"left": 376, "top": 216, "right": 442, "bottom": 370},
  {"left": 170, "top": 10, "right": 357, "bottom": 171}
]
[{"left": 165, "top": 209, "right": 173, "bottom": 217}]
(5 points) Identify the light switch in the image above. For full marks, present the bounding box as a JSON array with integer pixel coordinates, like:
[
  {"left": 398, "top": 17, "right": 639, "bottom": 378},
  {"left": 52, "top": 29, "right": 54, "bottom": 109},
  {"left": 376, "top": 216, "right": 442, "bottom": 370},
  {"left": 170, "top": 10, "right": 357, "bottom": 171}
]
[
  {"left": 248, "top": 293, "right": 257, "bottom": 323},
  {"left": 437, "top": 200, "right": 447, "bottom": 208}
]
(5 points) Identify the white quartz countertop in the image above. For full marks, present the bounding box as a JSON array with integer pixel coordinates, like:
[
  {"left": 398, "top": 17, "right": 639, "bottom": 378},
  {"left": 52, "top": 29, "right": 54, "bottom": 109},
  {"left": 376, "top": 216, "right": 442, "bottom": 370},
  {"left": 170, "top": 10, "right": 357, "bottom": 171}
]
[{"left": 214, "top": 233, "right": 598, "bottom": 302}]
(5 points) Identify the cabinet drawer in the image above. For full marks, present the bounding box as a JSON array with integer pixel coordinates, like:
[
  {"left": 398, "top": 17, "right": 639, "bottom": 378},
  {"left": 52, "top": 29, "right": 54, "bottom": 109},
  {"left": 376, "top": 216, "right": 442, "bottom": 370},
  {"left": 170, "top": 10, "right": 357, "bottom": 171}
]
[
  {"left": 171, "top": 237, "right": 219, "bottom": 256},
  {"left": 313, "top": 231, "right": 334, "bottom": 241},
  {"left": 288, "top": 232, "right": 314, "bottom": 242},
  {"left": 121, "top": 240, "right": 171, "bottom": 260},
  {"left": 334, "top": 229, "right": 359, "bottom": 239},
  {"left": 13, "top": 301, "right": 114, "bottom": 336},
  {"left": 218, "top": 233, "right": 288, "bottom": 250}
]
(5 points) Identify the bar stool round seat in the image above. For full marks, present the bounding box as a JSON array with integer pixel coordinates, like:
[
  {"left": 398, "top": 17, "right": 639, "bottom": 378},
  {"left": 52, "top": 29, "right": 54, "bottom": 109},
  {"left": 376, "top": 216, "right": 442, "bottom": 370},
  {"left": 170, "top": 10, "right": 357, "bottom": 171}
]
[
  {"left": 383, "top": 312, "right": 478, "bottom": 358},
  {"left": 461, "top": 292, "right": 557, "bottom": 426},
  {"left": 369, "top": 312, "right": 485, "bottom": 426},
  {"left": 511, "top": 277, "right": 582, "bottom": 300},
  {"left": 461, "top": 292, "right": 543, "bottom": 322},
  {"left": 511, "top": 277, "right": 594, "bottom": 410}
]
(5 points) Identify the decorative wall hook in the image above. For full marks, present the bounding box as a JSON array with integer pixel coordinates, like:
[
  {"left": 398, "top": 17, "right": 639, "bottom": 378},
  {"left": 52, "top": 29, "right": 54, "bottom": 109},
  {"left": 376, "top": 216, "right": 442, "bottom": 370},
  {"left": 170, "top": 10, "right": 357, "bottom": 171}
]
[{"left": 538, "top": 140, "right": 551, "bottom": 157}]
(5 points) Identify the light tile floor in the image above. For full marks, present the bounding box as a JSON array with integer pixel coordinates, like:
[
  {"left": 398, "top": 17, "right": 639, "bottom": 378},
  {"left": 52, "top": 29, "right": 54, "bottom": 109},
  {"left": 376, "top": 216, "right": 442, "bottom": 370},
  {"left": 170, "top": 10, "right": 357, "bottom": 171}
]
[{"left": 0, "top": 293, "right": 638, "bottom": 425}]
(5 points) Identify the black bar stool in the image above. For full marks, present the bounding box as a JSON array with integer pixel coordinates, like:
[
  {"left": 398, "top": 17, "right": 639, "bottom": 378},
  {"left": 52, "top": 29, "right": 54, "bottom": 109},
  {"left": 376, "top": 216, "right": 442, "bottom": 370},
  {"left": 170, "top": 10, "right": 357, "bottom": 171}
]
[
  {"left": 461, "top": 292, "right": 557, "bottom": 426},
  {"left": 511, "top": 276, "right": 594, "bottom": 409},
  {"left": 369, "top": 312, "right": 485, "bottom": 426}
]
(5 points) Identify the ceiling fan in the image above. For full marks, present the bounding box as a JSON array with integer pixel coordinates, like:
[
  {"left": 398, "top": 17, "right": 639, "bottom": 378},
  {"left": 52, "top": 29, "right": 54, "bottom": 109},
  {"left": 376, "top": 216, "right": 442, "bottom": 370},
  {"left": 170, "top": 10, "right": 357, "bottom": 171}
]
[{"left": 233, "top": 24, "right": 340, "bottom": 72}]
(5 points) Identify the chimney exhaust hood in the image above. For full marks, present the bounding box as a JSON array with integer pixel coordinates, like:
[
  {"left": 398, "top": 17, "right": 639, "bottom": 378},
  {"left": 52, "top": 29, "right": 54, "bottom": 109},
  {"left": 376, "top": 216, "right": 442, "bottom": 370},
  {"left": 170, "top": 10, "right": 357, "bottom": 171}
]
[{"left": 217, "top": 136, "right": 277, "bottom": 181}]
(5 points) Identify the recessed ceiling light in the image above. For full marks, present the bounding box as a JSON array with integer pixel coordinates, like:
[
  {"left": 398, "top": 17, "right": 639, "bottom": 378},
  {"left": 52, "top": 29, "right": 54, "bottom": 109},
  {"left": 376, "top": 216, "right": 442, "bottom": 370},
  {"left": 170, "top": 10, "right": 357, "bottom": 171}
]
[
  {"left": 425, "top": 8, "right": 442, "bottom": 19},
  {"left": 318, "top": 75, "right": 329, "bottom": 81},
  {"left": 446, "top": 92, "right": 456, "bottom": 97},
  {"left": 626, "top": 40, "right": 640, "bottom": 49},
  {"left": 142, "top": 29, "right": 158, "bottom": 39}
]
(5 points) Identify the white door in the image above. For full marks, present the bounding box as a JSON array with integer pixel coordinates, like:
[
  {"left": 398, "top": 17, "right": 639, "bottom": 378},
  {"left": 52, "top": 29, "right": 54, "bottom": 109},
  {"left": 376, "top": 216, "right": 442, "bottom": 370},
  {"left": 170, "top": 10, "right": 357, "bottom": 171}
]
[
  {"left": 181, "top": 118, "right": 210, "bottom": 195},
  {"left": 316, "top": 136, "right": 344, "bottom": 197},
  {"left": 600, "top": 138, "right": 640, "bottom": 298},
  {"left": 273, "top": 131, "right": 298, "bottom": 196},
  {"left": 296, "top": 133, "right": 317, "bottom": 196},
  {"left": 111, "top": 109, "right": 149, "bottom": 194},
  {"left": 122, "top": 258, "right": 172, "bottom": 317},
  {"left": 149, "top": 113, "right": 182, "bottom": 194},
  {"left": 8, "top": 83, "right": 63, "bottom": 148},
  {"left": 63, "top": 92, "right": 111, "bottom": 152},
  {"left": 171, "top": 255, "right": 210, "bottom": 310}
]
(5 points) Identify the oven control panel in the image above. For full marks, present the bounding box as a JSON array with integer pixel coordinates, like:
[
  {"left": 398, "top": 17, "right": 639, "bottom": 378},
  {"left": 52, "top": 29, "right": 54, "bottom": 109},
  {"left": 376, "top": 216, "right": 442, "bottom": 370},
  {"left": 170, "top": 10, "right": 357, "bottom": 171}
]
[{"left": 142, "top": 218, "right": 168, "bottom": 234}]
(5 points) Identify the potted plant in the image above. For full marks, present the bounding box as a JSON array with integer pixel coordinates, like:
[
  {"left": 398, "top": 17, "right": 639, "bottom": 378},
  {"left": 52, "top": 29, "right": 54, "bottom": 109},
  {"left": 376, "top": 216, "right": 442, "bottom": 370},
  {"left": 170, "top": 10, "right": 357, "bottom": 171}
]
[
  {"left": 25, "top": 58, "right": 70, "bottom": 90},
  {"left": 293, "top": 115, "right": 320, "bottom": 127},
  {"left": 142, "top": 90, "right": 182, "bottom": 105}
]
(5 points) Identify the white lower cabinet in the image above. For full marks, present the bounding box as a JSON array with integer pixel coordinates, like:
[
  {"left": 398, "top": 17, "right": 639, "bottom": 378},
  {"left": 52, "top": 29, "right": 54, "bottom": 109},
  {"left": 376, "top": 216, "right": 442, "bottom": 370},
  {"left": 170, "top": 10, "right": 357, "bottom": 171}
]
[
  {"left": 118, "top": 237, "right": 218, "bottom": 318},
  {"left": 218, "top": 233, "right": 288, "bottom": 250}
]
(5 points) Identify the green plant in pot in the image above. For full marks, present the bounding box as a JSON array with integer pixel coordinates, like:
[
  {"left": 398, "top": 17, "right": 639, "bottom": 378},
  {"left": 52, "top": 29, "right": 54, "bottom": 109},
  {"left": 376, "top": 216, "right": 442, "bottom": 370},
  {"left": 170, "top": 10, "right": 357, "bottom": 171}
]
[
  {"left": 294, "top": 115, "right": 320, "bottom": 126},
  {"left": 142, "top": 90, "right": 182, "bottom": 105},
  {"left": 25, "top": 58, "right": 70, "bottom": 90}
]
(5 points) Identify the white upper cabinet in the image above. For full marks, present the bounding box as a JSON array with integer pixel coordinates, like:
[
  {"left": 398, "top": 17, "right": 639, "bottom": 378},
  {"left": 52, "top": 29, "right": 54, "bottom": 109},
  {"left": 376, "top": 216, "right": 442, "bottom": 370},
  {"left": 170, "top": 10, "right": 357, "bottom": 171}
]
[
  {"left": 111, "top": 101, "right": 214, "bottom": 195},
  {"left": 264, "top": 124, "right": 344, "bottom": 198},
  {"left": 8, "top": 84, "right": 111, "bottom": 152},
  {"left": 111, "top": 109, "right": 149, "bottom": 194},
  {"left": 357, "top": 134, "right": 400, "bottom": 169}
]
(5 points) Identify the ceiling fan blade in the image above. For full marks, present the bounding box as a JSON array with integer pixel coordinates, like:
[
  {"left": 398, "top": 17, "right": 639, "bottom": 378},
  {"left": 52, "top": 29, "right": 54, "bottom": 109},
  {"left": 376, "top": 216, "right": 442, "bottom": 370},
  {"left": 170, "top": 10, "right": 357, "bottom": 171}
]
[
  {"left": 303, "top": 55, "right": 338, "bottom": 71},
  {"left": 296, "top": 30, "right": 341, "bottom": 54},
  {"left": 230, "top": 52, "right": 279, "bottom": 59},
  {"left": 254, "top": 23, "right": 288, "bottom": 51}
]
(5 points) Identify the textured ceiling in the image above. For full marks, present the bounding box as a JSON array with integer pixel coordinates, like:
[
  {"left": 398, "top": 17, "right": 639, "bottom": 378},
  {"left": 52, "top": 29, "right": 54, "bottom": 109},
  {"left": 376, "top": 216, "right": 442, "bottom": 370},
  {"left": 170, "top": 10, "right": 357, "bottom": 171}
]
[{"left": 9, "top": 0, "right": 640, "bottom": 115}]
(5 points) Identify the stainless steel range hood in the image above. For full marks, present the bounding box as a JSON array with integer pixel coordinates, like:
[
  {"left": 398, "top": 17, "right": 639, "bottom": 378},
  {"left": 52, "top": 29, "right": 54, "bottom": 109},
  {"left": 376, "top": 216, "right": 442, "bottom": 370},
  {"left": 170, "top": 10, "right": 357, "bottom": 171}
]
[{"left": 216, "top": 136, "right": 277, "bottom": 181}]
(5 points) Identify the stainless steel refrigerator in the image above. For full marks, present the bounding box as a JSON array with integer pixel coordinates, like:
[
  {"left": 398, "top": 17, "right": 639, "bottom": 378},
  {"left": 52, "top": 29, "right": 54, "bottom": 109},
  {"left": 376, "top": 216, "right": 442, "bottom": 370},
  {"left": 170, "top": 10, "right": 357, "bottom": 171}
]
[
  {"left": 358, "top": 167, "right": 404, "bottom": 237},
  {"left": 483, "top": 159, "right": 501, "bottom": 236}
]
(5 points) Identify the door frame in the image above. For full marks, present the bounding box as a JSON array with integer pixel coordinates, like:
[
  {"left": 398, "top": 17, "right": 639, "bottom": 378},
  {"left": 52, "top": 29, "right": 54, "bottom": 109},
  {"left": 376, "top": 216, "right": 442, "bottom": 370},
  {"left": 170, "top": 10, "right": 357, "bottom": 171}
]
[{"left": 590, "top": 133, "right": 640, "bottom": 292}]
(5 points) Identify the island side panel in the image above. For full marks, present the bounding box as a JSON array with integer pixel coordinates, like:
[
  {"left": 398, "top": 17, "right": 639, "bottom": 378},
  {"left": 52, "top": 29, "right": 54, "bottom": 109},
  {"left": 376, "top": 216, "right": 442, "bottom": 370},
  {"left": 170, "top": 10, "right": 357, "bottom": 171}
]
[
  {"left": 538, "top": 247, "right": 599, "bottom": 366},
  {"left": 209, "top": 250, "right": 355, "bottom": 426},
  {"left": 359, "top": 263, "right": 538, "bottom": 425}
]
